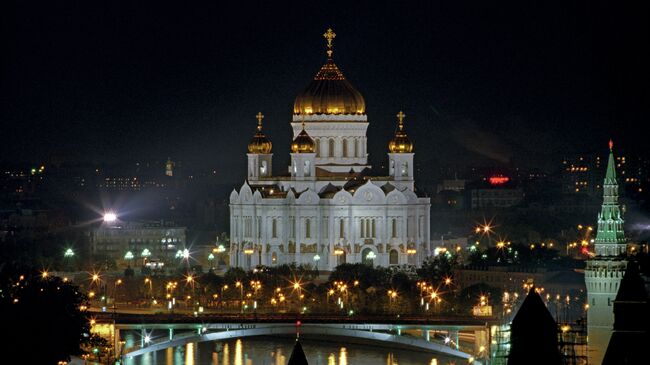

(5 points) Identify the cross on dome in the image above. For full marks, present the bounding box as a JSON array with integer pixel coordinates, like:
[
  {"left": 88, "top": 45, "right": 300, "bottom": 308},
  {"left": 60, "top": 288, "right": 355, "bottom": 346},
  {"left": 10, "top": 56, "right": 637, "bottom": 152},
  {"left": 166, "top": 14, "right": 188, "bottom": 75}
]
[
  {"left": 256, "top": 112, "right": 264, "bottom": 131},
  {"left": 323, "top": 28, "right": 336, "bottom": 58},
  {"left": 397, "top": 111, "right": 406, "bottom": 128}
]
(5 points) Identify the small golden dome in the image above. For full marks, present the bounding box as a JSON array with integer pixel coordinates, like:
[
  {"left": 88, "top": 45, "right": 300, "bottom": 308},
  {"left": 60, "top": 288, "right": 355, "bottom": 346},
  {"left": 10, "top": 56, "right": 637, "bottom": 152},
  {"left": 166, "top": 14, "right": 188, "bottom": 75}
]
[
  {"left": 248, "top": 112, "right": 272, "bottom": 154},
  {"left": 388, "top": 111, "right": 414, "bottom": 153},
  {"left": 291, "top": 125, "right": 315, "bottom": 153},
  {"left": 293, "top": 29, "right": 366, "bottom": 116}
]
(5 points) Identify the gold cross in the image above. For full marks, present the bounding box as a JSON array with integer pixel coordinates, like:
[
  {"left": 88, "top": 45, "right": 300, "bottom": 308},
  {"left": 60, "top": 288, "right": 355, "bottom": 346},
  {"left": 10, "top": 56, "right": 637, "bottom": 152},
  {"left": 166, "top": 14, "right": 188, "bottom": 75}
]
[
  {"left": 397, "top": 111, "right": 406, "bottom": 124},
  {"left": 256, "top": 112, "right": 264, "bottom": 130},
  {"left": 323, "top": 28, "right": 336, "bottom": 58}
]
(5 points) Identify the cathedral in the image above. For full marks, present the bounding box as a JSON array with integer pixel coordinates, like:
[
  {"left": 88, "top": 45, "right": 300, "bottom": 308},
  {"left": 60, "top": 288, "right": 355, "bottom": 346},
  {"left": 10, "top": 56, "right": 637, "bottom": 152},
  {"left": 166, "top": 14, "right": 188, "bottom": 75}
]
[{"left": 228, "top": 29, "right": 431, "bottom": 270}]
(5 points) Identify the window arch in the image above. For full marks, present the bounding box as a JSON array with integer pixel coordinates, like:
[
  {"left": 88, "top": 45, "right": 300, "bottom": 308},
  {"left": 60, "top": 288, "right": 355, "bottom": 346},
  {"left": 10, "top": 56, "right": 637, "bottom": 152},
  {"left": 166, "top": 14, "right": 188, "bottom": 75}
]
[
  {"left": 342, "top": 139, "right": 349, "bottom": 157},
  {"left": 329, "top": 139, "right": 335, "bottom": 157},
  {"left": 354, "top": 138, "right": 359, "bottom": 158},
  {"left": 389, "top": 249, "right": 399, "bottom": 265}
]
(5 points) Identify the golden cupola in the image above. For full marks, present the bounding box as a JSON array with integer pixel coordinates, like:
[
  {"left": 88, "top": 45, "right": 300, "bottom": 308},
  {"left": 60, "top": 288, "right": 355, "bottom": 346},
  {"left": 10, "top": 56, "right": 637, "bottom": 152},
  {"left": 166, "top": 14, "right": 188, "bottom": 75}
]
[
  {"left": 291, "top": 123, "right": 316, "bottom": 153},
  {"left": 293, "top": 28, "right": 366, "bottom": 116},
  {"left": 388, "top": 111, "right": 414, "bottom": 153},
  {"left": 247, "top": 112, "right": 273, "bottom": 154}
]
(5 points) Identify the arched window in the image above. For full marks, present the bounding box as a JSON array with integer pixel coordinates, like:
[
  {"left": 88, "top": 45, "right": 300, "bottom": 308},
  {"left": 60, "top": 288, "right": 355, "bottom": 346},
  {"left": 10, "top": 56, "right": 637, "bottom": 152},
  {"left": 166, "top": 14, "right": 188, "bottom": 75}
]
[
  {"left": 260, "top": 160, "right": 267, "bottom": 175},
  {"left": 389, "top": 159, "right": 395, "bottom": 175},
  {"left": 339, "top": 219, "right": 345, "bottom": 238},
  {"left": 342, "top": 139, "right": 349, "bottom": 157},
  {"left": 401, "top": 161, "right": 408, "bottom": 176},
  {"left": 305, "top": 218, "right": 311, "bottom": 239},
  {"left": 272, "top": 219, "right": 277, "bottom": 238},
  {"left": 391, "top": 218, "right": 397, "bottom": 238},
  {"left": 315, "top": 139, "right": 320, "bottom": 157},
  {"left": 329, "top": 139, "right": 335, "bottom": 157},
  {"left": 354, "top": 139, "right": 359, "bottom": 158},
  {"left": 360, "top": 219, "right": 365, "bottom": 238},
  {"left": 304, "top": 160, "right": 310, "bottom": 176},
  {"left": 389, "top": 249, "right": 399, "bottom": 265},
  {"left": 272, "top": 252, "right": 278, "bottom": 265},
  {"left": 371, "top": 219, "right": 376, "bottom": 238}
]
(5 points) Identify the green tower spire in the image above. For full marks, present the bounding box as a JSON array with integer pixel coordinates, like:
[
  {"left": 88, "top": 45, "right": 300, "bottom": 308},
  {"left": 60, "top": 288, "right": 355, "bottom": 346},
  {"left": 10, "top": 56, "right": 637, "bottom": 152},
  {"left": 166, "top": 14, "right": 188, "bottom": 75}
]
[{"left": 594, "top": 140, "right": 626, "bottom": 256}]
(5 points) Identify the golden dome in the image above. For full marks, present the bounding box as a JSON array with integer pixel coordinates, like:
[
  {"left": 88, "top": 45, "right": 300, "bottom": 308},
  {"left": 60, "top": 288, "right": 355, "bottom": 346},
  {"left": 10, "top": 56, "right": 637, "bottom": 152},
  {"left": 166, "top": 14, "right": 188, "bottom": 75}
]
[
  {"left": 388, "top": 111, "right": 414, "bottom": 153},
  {"left": 248, "top": 112, "right": 272, "bottom": 154},
  {"left": 291, "top": 124, "right": 315, "bottom": 153},
  {"left": 293, "top": 29, "right": 366, "bottom": 116}
]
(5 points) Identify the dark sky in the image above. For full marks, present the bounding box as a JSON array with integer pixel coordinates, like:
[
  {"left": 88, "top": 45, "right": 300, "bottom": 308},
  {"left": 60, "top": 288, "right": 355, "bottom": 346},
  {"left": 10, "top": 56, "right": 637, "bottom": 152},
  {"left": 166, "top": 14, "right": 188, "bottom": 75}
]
[{"left": 1, "top": 1, "right": 648, "bottom": 182}]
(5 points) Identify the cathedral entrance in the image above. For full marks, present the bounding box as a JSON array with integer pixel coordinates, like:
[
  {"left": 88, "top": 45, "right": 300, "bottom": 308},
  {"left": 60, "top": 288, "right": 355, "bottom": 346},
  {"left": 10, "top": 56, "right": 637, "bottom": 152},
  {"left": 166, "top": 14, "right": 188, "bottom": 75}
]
[{"left": 362, "top": 248, "right": 376, "bottom": 266}]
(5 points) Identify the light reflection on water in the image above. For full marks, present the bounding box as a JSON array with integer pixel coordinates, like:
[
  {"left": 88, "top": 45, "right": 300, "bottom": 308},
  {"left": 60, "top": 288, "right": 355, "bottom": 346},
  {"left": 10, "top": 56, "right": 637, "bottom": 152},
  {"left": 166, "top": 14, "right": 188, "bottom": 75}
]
[{"left": 123, "top": 334, "right": 457, "bottom": 365}]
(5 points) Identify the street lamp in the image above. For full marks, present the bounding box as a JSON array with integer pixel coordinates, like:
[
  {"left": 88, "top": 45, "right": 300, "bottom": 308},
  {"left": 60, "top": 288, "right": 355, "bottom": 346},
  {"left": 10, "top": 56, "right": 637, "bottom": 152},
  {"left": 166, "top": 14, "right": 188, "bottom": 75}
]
[
  {"left": 113, "top": 279, "right": 123, "bottom": 313},
  {"left": 141, "top": 248, "right": 151, "bottom": 268},
  {"left": 103, "top": 212, "right": 117, "bottom": 223},
  {"left": 64, "top": 248, "right": 74, "bottom": 258},
  {"left": 208, "top": 253, "right": 215, "bottom": 269},
  {"left": 313, "top": 254, "right": 320, "bottom": 271}
]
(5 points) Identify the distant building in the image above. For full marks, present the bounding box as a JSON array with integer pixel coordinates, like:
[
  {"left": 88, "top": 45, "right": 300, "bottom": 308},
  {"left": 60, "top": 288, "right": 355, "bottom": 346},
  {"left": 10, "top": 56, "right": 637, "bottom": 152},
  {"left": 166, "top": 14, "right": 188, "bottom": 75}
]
[
  {"left": 91, "top": 219, "right": 186, "bottom": 269},
  {"left": 453, "top": 265, "right": 584, "bottom": 295},
  {"left": 436, "top": 179, "right": 466, "bottom": 194},
  {"left": 561, "top": 154, "right": 603, "bottom": 196},
  {"left": 467, "top": 176, "right": 523, "bottom": 210},
  {"left": 561, "top": 152, "right": 647, "bottom": 197}
]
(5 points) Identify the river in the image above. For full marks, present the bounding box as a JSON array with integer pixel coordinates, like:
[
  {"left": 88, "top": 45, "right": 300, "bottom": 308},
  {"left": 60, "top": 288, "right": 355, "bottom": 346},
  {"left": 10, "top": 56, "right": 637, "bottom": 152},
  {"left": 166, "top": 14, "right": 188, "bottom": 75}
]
[{"left": 122, "top": 335, "right": 459, "bottom": 365}]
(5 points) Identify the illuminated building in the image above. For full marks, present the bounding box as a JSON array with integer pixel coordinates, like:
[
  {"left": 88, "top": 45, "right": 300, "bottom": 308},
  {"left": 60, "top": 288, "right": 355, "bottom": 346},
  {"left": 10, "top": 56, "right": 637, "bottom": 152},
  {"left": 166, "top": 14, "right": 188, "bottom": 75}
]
[
  {"left": 229, "top": 29, "right": 431, "bottom": 270},
  {"left": 91, "top": 219, "right": 186, "bottom": 269},
  {"left": 467, "top": 175, "right": 523, "bottom": 210},
  {"left": 584, "top": 140, "right": 628, "bottom": 365}
]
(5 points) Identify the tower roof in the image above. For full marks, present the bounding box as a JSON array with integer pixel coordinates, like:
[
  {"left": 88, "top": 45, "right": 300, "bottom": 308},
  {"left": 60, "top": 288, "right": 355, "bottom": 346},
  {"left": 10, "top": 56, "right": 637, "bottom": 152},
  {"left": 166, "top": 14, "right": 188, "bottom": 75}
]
[
  {"left": 605, "top": 139, "right": 617, "bottom": 184},
  {"left": 287, "top": 339, "right": 309, "bottom": 365},
  {"left": 388, "top": 111, "right": 414, "bottom": 153},
  {"left": 293, "top": 29, "right": 366, "bottom": 116},
  {"left": 290, "top": 123, "right": 315, "bottom": 153},
  {"left": 248, "top": 112, "right": 272, "bottom": 154},
  {"left": 509, "top": 287, "right": 562, "bottom": 364}
]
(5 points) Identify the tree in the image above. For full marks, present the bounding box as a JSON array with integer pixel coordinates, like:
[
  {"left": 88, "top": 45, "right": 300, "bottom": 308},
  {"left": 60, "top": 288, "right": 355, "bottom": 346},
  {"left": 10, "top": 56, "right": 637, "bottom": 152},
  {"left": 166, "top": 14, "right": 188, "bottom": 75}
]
[{"left": 0, "top": 265, "right": 90, "bottom": 364}]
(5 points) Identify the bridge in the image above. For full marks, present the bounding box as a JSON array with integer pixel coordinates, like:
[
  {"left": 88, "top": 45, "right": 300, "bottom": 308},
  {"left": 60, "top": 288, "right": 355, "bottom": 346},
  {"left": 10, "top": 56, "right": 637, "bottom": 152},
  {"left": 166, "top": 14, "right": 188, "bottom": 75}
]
[{"left": 93, "top": 313, "right": 494, "bottom": 363}]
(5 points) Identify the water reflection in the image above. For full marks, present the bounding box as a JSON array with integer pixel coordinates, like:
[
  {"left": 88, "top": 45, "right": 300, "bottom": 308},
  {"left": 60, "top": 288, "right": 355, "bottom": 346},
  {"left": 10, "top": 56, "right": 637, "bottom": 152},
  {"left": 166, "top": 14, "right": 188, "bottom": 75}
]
[{"left": 124, "top": 335, "right": 455, "bottom": 365}]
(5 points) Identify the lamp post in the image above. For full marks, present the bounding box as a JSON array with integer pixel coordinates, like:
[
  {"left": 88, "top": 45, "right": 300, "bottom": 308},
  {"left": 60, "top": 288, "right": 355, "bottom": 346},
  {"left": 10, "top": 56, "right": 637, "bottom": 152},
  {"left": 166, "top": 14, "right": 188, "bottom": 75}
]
[
  {"left": 113, "top": 279, "right": 122, "bottom": 313},
  {"left": 235, "top": 281, "right": 243, "bottom": 313},
  {"left": 141, "top": 248, "right": 151, "bottom": 268},
  {"left": 208, "top": 253, "right": 215, "bottom": 269},
  {"left": 313, "top": 254, "right": 320, "bottom": 272},
  {"left": 124, "top": 251, "right": 134, "bottom": 268},
  {"left": 64, "top": 248, "right": 75, "bottom": 271},
  {"left": 144, "top": 278, "right": 152, "bottom": 300}
]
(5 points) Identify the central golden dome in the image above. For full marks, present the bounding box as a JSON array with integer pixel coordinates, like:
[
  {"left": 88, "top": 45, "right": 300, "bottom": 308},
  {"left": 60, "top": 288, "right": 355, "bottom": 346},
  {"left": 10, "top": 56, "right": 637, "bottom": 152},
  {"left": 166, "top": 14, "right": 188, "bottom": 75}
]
[{"left": 293, "top": 29, "right": 366, "bottom": 116}]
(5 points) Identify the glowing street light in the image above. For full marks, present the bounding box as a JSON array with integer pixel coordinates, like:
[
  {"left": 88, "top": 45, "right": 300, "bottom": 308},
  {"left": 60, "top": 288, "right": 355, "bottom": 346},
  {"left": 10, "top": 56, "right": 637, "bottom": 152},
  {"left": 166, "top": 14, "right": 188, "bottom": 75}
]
[
  {"left": 103, "top": 212, "right": 117, "bottom": 223},
  {"left": 124, "top": 251, "right": 134, "bottom": 260},
  {"left": 313, "top": 254, "right": 321, "bottom": 270},
  {"left": 64, "top": 248, "right": 75, "bottom": 258}
]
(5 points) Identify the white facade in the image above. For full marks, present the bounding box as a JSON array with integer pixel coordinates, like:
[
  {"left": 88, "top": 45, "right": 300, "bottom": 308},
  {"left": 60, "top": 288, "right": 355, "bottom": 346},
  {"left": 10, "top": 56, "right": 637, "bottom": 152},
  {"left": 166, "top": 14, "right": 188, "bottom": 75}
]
[
  {"left": 229, "top": 178, "right": 430, "bottom": 271},
  {"left": 230, "top": 114, "right": 430, "bottom": 271}
]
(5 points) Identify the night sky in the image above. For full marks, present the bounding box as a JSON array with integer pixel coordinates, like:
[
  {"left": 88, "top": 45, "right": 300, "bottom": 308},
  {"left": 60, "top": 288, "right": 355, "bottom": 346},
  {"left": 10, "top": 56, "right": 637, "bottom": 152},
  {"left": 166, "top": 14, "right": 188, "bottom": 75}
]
[{"left": 2, "top": 1, "right": 648, "bottom": 183}]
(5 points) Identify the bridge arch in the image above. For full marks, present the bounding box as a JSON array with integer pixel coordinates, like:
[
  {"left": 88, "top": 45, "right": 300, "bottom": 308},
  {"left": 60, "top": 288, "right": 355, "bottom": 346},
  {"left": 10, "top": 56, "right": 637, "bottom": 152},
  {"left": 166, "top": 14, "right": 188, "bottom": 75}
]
[{"left": 124, "top": 324, "right": 472, "bottom": 360}]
